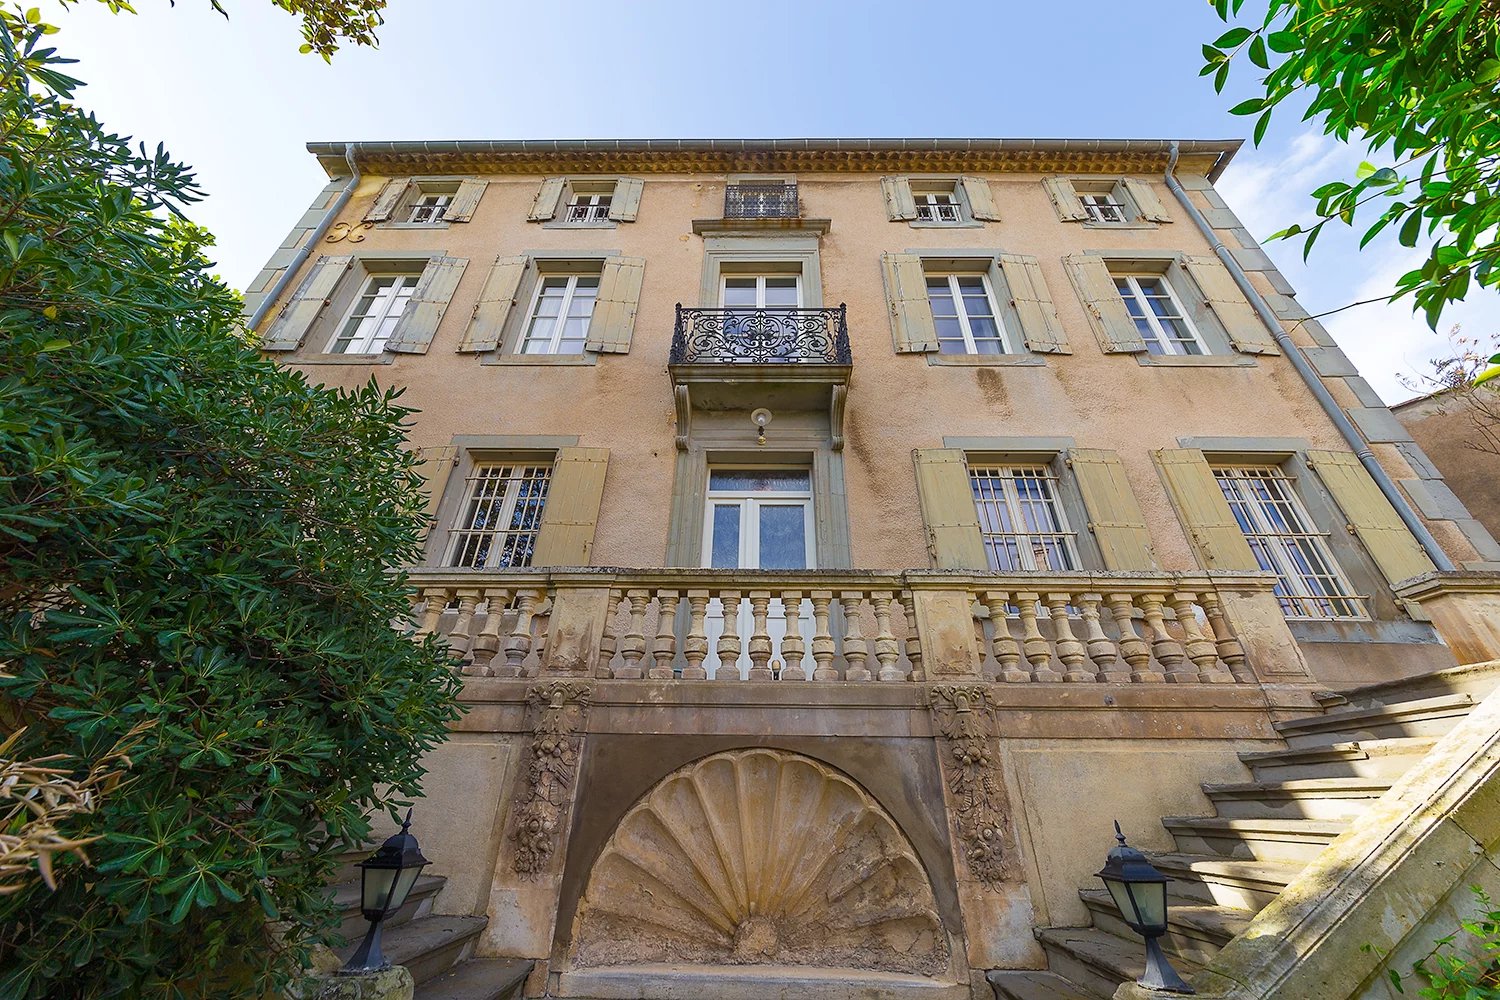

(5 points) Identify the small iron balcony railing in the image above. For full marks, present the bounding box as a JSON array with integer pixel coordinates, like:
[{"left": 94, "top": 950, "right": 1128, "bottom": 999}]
[
  {"left": 566, "top": 202, "right": 611, "bottom": 223},
  {"left": 724, "top": 183, "right": 799, "bottom": 219},
  {"left": 914, "top": 203, "right": 962, "bottom": 223},
  {"left": 671, "top": 304, "right": 852, "bottom": 364}
]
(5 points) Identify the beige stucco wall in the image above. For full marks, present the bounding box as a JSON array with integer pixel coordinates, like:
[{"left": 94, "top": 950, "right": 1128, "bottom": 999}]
[{"left": 1394, "top": 391, "right": 1500, "bottom": 539}]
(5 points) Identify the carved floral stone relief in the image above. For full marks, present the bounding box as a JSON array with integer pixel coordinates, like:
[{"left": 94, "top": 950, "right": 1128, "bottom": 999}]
[
  {"left": 510, "top": 681, "right": 591, "bottom": 877},
  {"left": 926, "top": 684, "right": 1018, "bottom": 887}
]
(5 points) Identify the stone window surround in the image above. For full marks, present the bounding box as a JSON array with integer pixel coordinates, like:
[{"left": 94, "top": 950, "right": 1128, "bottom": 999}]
[
  {"left": 481, "top": 249, "right": 621, "bottom": 367},
  {"left": 697, "top": 235, "right": 823, "bottom": 308},
  {"left": 378, "top": 176, "right": 462, "bottom": 230},
  {"left": 1069, "top": 174, "right": 1159, "bottom": 230},
  {"left": 543, "top": 178, "right": 620, "bottom": 231},
  {"left": 896, "top": 174, "right": 986, "bottom": 229},
  {"left": 1085, "top": 248, "right": 1256, "bottom": 368},
  {"left": 906, "top": 249, "right": 1047, "bottom": 368},
  {"left": 290, "top": 250, "right": 446, "bottom": 366}
]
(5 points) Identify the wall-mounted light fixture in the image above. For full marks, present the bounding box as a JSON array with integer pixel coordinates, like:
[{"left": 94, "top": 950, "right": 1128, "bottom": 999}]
[{"left": 751, "top": 408, "right": 773, "bottom": 446}]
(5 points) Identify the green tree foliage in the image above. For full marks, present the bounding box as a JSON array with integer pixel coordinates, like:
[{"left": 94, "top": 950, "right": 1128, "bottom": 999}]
[
  {"left": 59, "top": 0, "right": 387, "bottom": 59},
  {"left": 1203, "top": 0, "right": 1500, "bottom": 328},
  {"left": 0, "top": 11, "right": 460, "bottom": 998}
]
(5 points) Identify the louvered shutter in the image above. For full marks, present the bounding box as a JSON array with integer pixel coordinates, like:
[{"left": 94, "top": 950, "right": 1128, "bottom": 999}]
[
  {"left": 458, "top": 255, "right": 529, "bottom": 353},
  {"left": 413, "top": 445, "right": 458, "bottom": 533},
  {"left": 880, "top": 176, "right": 917, "bottom": 221},
  {"left": 364, "top": 179, "right": 408, "bottom": 223},
  {"left": 881, "top": 252, "right": 937, "bottom": 353},
  {"left": 531, "top": 448, "right": 610, "bottom": 567},
  {"left": 609, "top": 178, "right": 643, "bottom": 221},
  {"left": 528, "top": 178, "right": 565, "bottom": 221},
  {"left": 913, "top": 449, "right": 988, "bottom": 570},
  {"left": 444, "top": 179, "right": 487, "bottom": 222},
  {"left": 1154, "top": 449, "right": 1259, "bottom": 570},
  {"left": 1068, "top": 449, "right": 1157, "bottom": 570},
  {"left": 1043, "top": 177, "right": 1088, "bottom": 222},
  {"left": 385, "top": 256, "right": 468, "bottom": 354},
  {"left": 998, "top": 253, "right": 1069, "bottom": 354},
  {"left": 260, "top": 255, "right": 352, "bottom": 351},
  {"left": 1120, "top": 178, "right": 1172, "bottom": 223},
  {"left": 1307, "top": 450, "right": 1436, "bottom": 587},
  {"left": 1181, "top": 255, "right": 1282, "bottom": 356},
  {"left": 1063, "top": 254, "right": 1146, "bottom": 354},
  {"left": 586, "top": 256, "right": 645, "bottom": 354},
  {"left": 960, "top": 176, "right": 1001, "bottom": 221}
]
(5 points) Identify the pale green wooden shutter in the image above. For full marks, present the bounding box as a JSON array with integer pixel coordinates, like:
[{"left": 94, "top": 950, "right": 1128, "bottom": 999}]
[
  {"left": 1307, "top": 450, "right": 1436, "bottom": 587},
  {"left": 413, "top": 445, "right": 458, "bottom": 534},
  {"left": 960, "top": 176, "right": 1001, "bottom": 221},
  {"left": 1181, "top": 254, "right": 1282, "bottom": 356},
  {"left": 609, "top": 178, "right": 643, "bottom": 221},
  {"left": 444, "top": 179, "right": 487, "bottom": 222},
  {"left": 586, "top": 256, "right": 645, "bottom": 354},
  {"left": 261, "top": 255, "right": 352, "bottom": 351},
  {"left": 364, "top": 179, "right": 408, "bottom": 223},
  {"left": 1068, "top": 449, "right": 1157, "bottom": 570},
  {"left": 881, "top": 252, "right": 937, "bottom": 352},
  {"left": 1154, "top": 449, "right": 1259, "bottom": 570},
  {"left": 531, "top": 448, "right": 610, "bottom": 567},
  {"left": 1063, "top": 253, "right": 1146, "bottom": 353},
  {"left": 1120, "top": 178, "right": 1171, "bottom": 223},
  {"left": 386, "top": 255, "right": 468, "bottom": 354},
  {"left": 528, "top": 178, "right": 565, "bottom": 221},
  {"left": 880, "top": 176, "right": 917, "bottom": 221},
  {"left": 1044, "top": 176, "right": 1088, "bottom": 222},
  {"left": 997, "top": 253, "right": 1069, "bottom": 354},
  {"left": 912, "top": 449, "right": 988, "bottom": 570},
  {"left": 458, "top": 255, "right": 529, "bottom": 353}
]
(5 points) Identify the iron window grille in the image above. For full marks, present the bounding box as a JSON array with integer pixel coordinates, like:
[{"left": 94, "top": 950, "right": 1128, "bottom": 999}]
[
  {"left": 723, "top": 183, "right": 799, "bottom": 219},
  {"left": 444, "top": 464, "right": 552, "bottom": 569},
  {"left": 407, "top": 193, "right": 452, "bottom": 224},
  {"left": 1080, "top": 193, "right": 1127, "bottom": 223},
  {"left": 968, "top": 465, "right": 1079, "bottom": 572},
  {"left": 914, "top": 191, "right": 963, "bottom": 223},
  {"left": 566, "top": 194, "right": 612, "bottom": 223},
  {"left": 671, "top": 304, "right": 851, "bottom": 364}
]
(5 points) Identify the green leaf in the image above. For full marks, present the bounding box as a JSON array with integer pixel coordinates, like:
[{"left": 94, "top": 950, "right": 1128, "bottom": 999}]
[
  {"left": 1355, "top": 161, "right": 1377, "bottom": 180},
  {"left": 1213, "top": 26, "right": 1252, "bottom": 48},
  {"left": 1253, "top": 109, "right": 1273, "bottom": 145},
  {"left": 1248, "top": 35, "right": 1269, "bottom": 69},
  {"left": 1267, "top": 29, "right": 1300, "bottom": 52},
  {"left": 1399, "top": 211, "right": 1423, "bottom": 247},
  {"left": 1228, "top": 97, "right": 1266, "bottom": 115}
]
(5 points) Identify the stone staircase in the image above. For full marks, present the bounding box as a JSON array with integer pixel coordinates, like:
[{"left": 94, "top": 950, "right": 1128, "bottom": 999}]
[{"left": 989, "top": 667, "right": 1496, "bottom": 1000}]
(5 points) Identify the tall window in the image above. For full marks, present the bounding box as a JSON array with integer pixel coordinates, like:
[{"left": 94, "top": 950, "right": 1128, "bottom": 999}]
[
  {"left": 1113, "top": 274, "right": 1207, "bottom": 356},
  {"left": 1079, "top": 191, "right": 1127, "bottom": 223},
  {"left": 928, "top": 273, "right": 1007, "bottom": 355},
  {"left": 1214, "top": 465, "right": 1366, "bottom": 620},
  {"left": 328, "top": 272, "right": 419, "bottom": 354},
  {"left": 407, "top": 192, "right": 452, "bottom": 224},
  {"left": 521, "top": 274, "right": 599, "bottom": 355},
  {"left": 913, "top": 189, "right": 962, "bottom": 223},
  {"left": 566, "top": 191, "right": 612, "bottom": 223},
  {"left": 969, "top": 464, "right": 1078, "bottom": 571},
  {"left": 444, "top": 463, "right": 552, "bottom": 568}
]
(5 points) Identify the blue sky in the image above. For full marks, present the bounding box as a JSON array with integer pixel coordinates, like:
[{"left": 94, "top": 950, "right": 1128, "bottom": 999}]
[{"left": 54, "top": 0, "right": 1500, "bottom": 402}]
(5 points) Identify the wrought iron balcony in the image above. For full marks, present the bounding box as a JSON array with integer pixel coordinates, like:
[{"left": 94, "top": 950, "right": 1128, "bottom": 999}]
[
  {"left": 724, "top": 182, "right": 799, "bottom": 219},
  {"left": 670, "top": 305, "right": 852, "bottom": 365}
]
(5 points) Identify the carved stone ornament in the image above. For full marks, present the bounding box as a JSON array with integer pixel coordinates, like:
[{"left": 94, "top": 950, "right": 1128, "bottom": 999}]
[
  {"left": 926, "top": 684, "right": 1017, "bottom": 887},
  {"left": 570, "top": 749, "right": 949, "bottom": 976},
  {"left": 510, "top": 681, "right": 591, "bottom": 877}
]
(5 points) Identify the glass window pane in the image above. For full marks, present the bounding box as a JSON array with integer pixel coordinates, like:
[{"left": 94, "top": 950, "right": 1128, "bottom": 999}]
[
  {"left": 710, "top": 504, "right": 741, "bottom": 569},
  {"left": 709, "top": 469, "right": 811, "bottom": 492},
  {"left": 757, "top": 504, "right": 807, "bottom": 570}
]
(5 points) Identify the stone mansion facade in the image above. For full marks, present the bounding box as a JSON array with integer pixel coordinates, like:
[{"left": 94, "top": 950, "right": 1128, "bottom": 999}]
[{"left": 248, "top": 139, "right": 1500, "bottom": 1000}]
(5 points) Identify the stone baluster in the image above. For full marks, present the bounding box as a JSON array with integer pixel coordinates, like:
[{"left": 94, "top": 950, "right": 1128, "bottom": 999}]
[
  {"left": 983, "top": 592, "right": 1027, "bottom": 683},
  {"left": 1171, "top": 592, "right": 1231, "bottom": 683},
  {"left": 615, "top": 589, "right": 651, "bottom": 680},
  {"left": 1140, "top": 592, "right": 1194, "bottom": 683},
  {"left": 779, "top": 591, "right": 806, "bottom": 681},
  {"left": 715, "top": 590, "right": 743, "bottom": 681},
  {"left": 499, "top": 589, "right": 541, "bottom": 678},
  {"left": 1107, "top": 593, "right": 1162, "bottom": 683},
  {"left": 414, "top": 587, "right": 449, "bottom": 639},
  {"left": 747, "top": 591, "right": 773, "bottom": 681},
  {"left": 649, "top": 590, "right": 680, "bottom": 680},
  {"left": 528, "top": 597, "right": 550, "bottom": 677},
  {"left": 872, "top": 591, "right": 902, "bottom": 682},
  {"left": 1046, "top": 593, "right": 1092, "bottom": 683},
  {"left": 682, "top": 590, "right": 710, "bottom": 681},
  {"left": 446, "top": 589, "right": 480, "bottom": 675},
  {"left": 471, "top": 587, "right": 512, "bottom": 676},
  {"left": 840, "top": 593, "right": 871, "bottom": 682},
  {"left": 1079, "top": 593, "right": 1126, "bottom": 683},
  {"left": 595, "top": 589, "right": 623, "bottom": 679},
  {"left": 1200, "top": 590, "right": 1251, "bottom": 682},
  {"left": 810, "top": 591, "right": 837, "bottom": 681},
  {"left": 1015, "top": 593, "right": 1061, "bottom": 682},
  {"left": 899, "top": 596, "right": 923, "bottom": 681}
]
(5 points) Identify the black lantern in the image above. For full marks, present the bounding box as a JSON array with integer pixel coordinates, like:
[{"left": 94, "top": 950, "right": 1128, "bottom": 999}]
[
  {"left": 341, "top": 809, "right": 429, "bottom": 974},
  {"left": 1096, "top": 821, "right": 1194, "bottom": 994}
]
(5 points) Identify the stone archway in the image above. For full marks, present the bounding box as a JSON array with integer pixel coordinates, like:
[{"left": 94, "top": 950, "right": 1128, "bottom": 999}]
[{"left": 567, "top": 748, "right": 952, "bottom": 977}]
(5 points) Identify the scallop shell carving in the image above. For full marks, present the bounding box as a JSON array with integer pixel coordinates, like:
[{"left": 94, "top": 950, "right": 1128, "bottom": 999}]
[{"left": 570, "top": 749, "right": 950, "bottom": 976}]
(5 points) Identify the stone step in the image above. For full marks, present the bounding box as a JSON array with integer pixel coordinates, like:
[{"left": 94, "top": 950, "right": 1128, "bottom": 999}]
[
  {"left": 1163, "top": 815, "right": 1347, "bottom": 864},
  {"left": 1274, "top": 693, "right": 1474, "bottom": 748},
  {"left": 986, "top": 969, "right": 1101, "bottom": 1000},
  {"left": 1036, "top": 926, "right": 1203, "bottom": 1000},
  {"left": 1238, "top": 738, "right": 1436, "bottom": 781},
  {"left": 335, "top": 914, "right": 487, "bottom": 985},
  {"left": 1201, "top": 777, "right": 1391, "bottom": 821},
  {"left": 415, "top": 958, "right": 533, "bottom": 1000},
  {"left": 1332, "top": 660, "right": 1500, "bottom": 712},
  {"left": 1147, "top": 852, "right": 1304, "bottom": 911},
  {"left": 1078, "top": 888, "right": 1249, "bottom": 965},
  {"left": 326, "top": 874, "right": 447, "bottom": 942}
]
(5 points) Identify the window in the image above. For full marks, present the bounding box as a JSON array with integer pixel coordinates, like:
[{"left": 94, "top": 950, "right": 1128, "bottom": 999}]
[
  {"left": 1079, "top": 192, "right": 1127, "bottom": 224},
  {"left": 521, "top": 273, "right": 600, "bottom": 355},
  {"left": 408, "top": 192, "right": 452, "bottom": 224},
  {"left": 913, "top": 189, "right": 962, "bottom": 223},
  {"left": 1214, "top": 465, "right": 1366, "bottom": 620},
  {"left": 969, "top": 464, "right": 1079, "bottom": 571},
  {"left": 327, "top": 271, "right": 420, "bottom": 354},
  {"left": 443, "top": 463, "right": 552, "bottom": 568},
  {"left": 1113, "top": 274, "right": 1208, "bottom": 356},
  {"left": 721, "top": 274, "right": 801, "bottom": 310},
  {"left": 927, "top": 273, "right": 1007, "bottom": 355},
  {"left": 566, "top": 191, "right": 612, "bottom": 224}
]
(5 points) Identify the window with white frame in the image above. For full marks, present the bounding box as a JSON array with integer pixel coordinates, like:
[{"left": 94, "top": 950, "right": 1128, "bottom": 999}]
[
  {"left": 520, "top": 273, "right": 600, "bottom": 355},
  {"left": 565, "top": 189, "right": 613, "bottom": 224},
  {"left": 407, "top": 192, "right": 453, "bottom": 224},
  {"left": 443, "top": 463, "right": 552, "bottom": 568},
  {"left": 968, "top": 464, "right": 1079, "bottom": 572},
  {"left": 913, "top": 187, "right": 963, "bottom": 223},
  {"left": 1213, "top": 465, "right": 1366, "bottom": 620},
  {"left": 327, "top": 270, "right": 420, "bottom": 354},
  {"left": 927, "top": 273, "right": 1008, "bottom": 355},
  {"left": 1112, "top": 273, "right": 1209, "bottom": 356},
  {"left": 1079, "top": 191, "right": 1127, "bottom": 223}
]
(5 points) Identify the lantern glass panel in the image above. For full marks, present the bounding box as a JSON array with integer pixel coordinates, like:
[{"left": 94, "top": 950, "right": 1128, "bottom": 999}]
[
  {"left": 388, "top": 864, "right": 426, "bottom": 913},
  {"left": 360, "top": 864, "right": 399, "bottom": 917}
]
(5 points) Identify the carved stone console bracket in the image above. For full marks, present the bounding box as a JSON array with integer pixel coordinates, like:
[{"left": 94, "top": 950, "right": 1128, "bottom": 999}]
[
  {"left": 926, "top": 684, "right": 1016, "bottom": 888},
  {"left": 511, "top": 681, "right": 592, "bottom": 877}
]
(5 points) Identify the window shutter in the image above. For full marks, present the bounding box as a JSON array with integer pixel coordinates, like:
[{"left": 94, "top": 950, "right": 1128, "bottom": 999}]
[
  {"left": 880, "top": 176, "right": 917, "bottom": 221},
  {"left": 586, "top": 256, "right": 645, "bottom": 354},
  {"left": 1120, "top": 178, "right": 1171, "bottom": 223},
  {"left": 459, "top": 255, "right": 529, "bottom": 353},
  {"left": 364, "top": 179, "right": 408, "bottom": 223},
  {"left": 444, "top": 179, "right": 487, "bottom": 222},
  {"left": 912, "top": 449, "right": 988, "bottom": 570},
  {"left": 1068, "top": 449, "right": 1157, "bottom": 570},
  {"left": 528, "top": 178, "right": 565, "bottom": 221},
  {"left": 1181, "top": 255, "right": 1282, "bottom": 356},
  {"left": 960, "top": 176, "right": 1001, "bottom": 221},
  {"left": 1153, "top": 449, "right": 1259, "bottom": 570},
  {"left": 997, "top": 252, "right": 1069, "bottom": 354},
  {"left": 1043, "top": 176, "right": 1088, "bottom": 222},
  {"left": 260, "top": 255, "right": 352, "bottom": 351},
  {"left": 531, "top": 447, "right": 610, "bottom": 567},
  {"left": 1307, "top": 450, "right": 1436, "bottom": 587},
  {"left": 413, "top": 445, "right": 458, "bottom": 532},
  {"left": 609, "top": 178, "right": 643, "bottom": 221},
  {"left": 881, "top": 252, "right": 938, "bottom": 353},
  {"left": 386, "top": 255, "right": 468, "bottom": 354},
  {"left": 1063, "top": 254, "right": 1146, "bottom": 353}
]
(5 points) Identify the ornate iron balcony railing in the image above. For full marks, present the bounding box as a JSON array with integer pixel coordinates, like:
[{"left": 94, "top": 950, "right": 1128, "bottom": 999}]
[
  {"left": 724, "top": 183, "right": 799, "bottom": 219},
  {"left": 670, "top": 305, "right": 852, "bottom": 365}
]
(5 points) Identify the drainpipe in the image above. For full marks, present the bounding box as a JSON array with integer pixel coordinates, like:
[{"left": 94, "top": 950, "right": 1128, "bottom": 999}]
[
  {"left": 247, "top": 141, "right": 361, "bottom": 331},
  {"left": 1164, "top": 141, "right": 1454, "bottom": 571}
]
